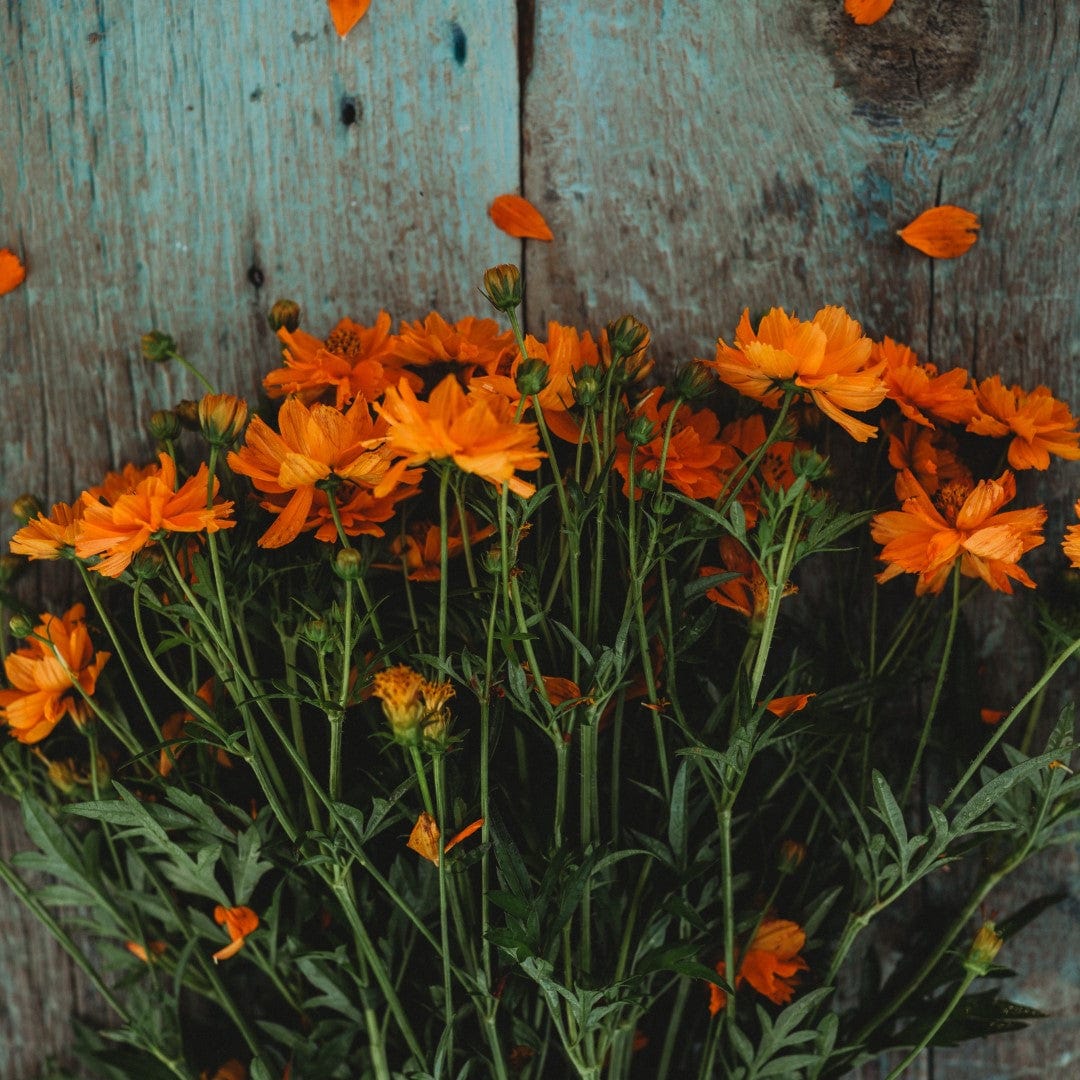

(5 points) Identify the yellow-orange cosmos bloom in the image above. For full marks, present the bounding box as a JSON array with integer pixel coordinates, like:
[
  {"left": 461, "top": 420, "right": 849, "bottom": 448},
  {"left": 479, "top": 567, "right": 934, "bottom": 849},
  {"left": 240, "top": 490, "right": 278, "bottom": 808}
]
[
  {"left": 76, "top": 454, "right": 234, "bottom": 577},
  {"left": 871, "top": 470, "right": 1045, "bottom": 595},
  {"left": 228, "top": 396, "right": 412, "bottom": 548},
  {"left": 0, "top": 604, "right": 110, "bottom": 743},
  {"left": 376, "top": 375, "right": 544, "bottom": 498},
  {"left": 966, "top": 376, "right": 1080, "bottom": 470},
  {"left": 212, "top": 904, "right": 259, "bottom": 962},
  {"left": 709, "top": 306, "right": 886, "bottom": 442},
  {"left": 1063, "top": 499, "right": 1080, "bottom": 569},
  {"left": 9, "top": 501, "right": 84, "bottom": 561},
  {"left": 393, "top": 312, "right": 515, "bottom": 381},
  {"left": 875, "top": 337, "right": 976, "bottom": 428},
  {"left": 709, "top": 918, "right": 809, "bottom": 1014}
]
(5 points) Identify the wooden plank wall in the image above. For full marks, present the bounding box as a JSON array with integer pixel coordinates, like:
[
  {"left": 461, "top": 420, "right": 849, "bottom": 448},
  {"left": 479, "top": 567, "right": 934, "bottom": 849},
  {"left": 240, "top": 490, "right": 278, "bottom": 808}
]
[{"left": 2, "top": 1, "right": 1077, "bottom": 1075}]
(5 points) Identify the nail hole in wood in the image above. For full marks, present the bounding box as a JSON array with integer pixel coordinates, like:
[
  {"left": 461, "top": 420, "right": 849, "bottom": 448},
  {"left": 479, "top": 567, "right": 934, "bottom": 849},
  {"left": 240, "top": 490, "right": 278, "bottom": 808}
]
[
  {"left": 247, "top": 264, "right": 265, "bottom": 289},
  {"left": 340, "top": 96, "right": 360, "bottom": 126}
]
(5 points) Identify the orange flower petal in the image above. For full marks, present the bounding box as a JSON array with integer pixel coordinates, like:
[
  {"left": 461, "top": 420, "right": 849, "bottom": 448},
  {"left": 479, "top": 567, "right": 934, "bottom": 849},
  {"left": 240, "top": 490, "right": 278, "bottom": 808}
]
[
  {"left": 1, "top": 248, "right": 26, "bottom": 295},
  {"left": 844, "top": 0, "right": 895, "bottom": 25},
  {"left": 489, "top": 194, "right": 554, "bottom": 241},
  {"left": 898, "top": 206, "right": 980, "bottom": 259},
  {"left": 327, "top": 0, "right": 371, "bottom": 37}
]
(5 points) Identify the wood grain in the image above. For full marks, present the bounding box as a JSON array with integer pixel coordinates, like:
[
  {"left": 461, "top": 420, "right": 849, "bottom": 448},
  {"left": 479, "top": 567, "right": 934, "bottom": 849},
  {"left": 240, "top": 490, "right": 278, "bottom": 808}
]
[{"left": 2, "top": 0, "right": 1079, "bottom": 1075}]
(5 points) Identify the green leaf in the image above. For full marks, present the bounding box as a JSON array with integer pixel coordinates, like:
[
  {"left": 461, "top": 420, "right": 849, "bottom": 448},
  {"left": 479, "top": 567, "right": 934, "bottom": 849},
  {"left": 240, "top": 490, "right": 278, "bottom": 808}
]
[
  {"left": 668, "top": 759, "right": 690, "bottom": 867},
  {"left": 951, "top": 750, "right": 1059, "bottom": 834}
]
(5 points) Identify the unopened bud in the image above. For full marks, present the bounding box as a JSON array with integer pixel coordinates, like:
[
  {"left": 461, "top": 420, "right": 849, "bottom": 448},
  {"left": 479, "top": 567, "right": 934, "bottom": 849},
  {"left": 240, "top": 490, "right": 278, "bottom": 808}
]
[
  {"left": 0, "top": 554, "right": 25, "bottom": 587},
  {"left": 572, "top": 364, "right": 602, "bottom": 409},
  {"left": 515, "top": 357, "right": 550, "bottom": 397},
  {"left": 668, "top": 360, "right": 715, "bottom": 405},
  {"left": 302, "top": 617, "right": 331, "bottom": 645},
  {"left": 334, "top": 547, "right": 365, "bottom": 582},
  {"left": 268, "top": 298, "right": 302, "bottom": 333},
  {"left": 198, "top": 393, "right": 249, "bottom": 446},
  {"left": 778, "top": 839, "right": 807, "bottom": 874},
  {"left": 964, "top": 921, "right": 1004, "bottom": 976},
  {"left": 9, "top": 612, "right": 34, "bottom": 639},
  {"left": 141, "top": 330, "right": 177, "bottom": 364},
  {"left": 481, "top": 264, "right": 523, "bottom": 312},
  {"left": 625, "top": 416, "right": 656, "bottom": 448},
  {"left": 131, "top": 547, "right": 165, "bottom": 581},
  {"left": 149, "top": 409, "right": 182, "bottom": 442},
  {"left": 606, "top": 315, "right": 650, "bottom": 362},
  {"left": 11, "top": 494, "right": 43, "bottom": 524}
]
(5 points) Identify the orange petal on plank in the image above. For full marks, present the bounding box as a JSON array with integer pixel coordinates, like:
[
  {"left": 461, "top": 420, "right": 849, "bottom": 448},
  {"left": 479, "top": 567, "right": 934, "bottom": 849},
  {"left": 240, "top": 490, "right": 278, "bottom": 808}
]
[
  {"left": 327, "top": 0, "right": 372, "bottom": 38},
  {"left": 844, "top": 0, "right": 895, "bottom": 25},
  {"left": 489, "top": 194, "right": 554, "bottom": 241},
  {"left": 897, "top": 206, "right": 980, "bottom": 259},
  {"left": 1, "top": 249, "right": 26, "bottom": 295}
]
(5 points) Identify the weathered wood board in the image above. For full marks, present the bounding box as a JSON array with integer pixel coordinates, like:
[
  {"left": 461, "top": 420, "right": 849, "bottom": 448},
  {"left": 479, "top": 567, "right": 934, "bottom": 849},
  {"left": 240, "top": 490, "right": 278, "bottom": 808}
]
[{"left": 2, "top": 0, "right": 1078, "bottom": 1075}]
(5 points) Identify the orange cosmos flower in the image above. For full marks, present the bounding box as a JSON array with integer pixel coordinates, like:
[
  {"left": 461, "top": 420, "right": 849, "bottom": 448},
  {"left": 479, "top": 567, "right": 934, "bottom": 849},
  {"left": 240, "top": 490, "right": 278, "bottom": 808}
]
[
  {"left": 126, "top": 939, "right": 167, "bottom": 964},
  {"left": 844, "top": 0, "right": 894, "bottom": 24},
  {"left": 265, "top": 312, "right": 417, "bottom": 408},
  {"left": 719, "top": 413, "right": 799, "bottom": 527},
  {"left": 700, "top": 537, "right": 797, "bottom": 624},
  {"left": 875, "top": 337, "right": 977, "bottom": 428},
  {"left": 884, "top": 419, "right": 971, "bottom": 497},
  {"left": 1063, "top": 499, "right": 1080, "bottom": 569},
  {"left": 709, "top": 918, "right": 809, "bottom": 1014},
  {"left": 327, "top": 0, "right": 371, "bottom": 37},
  {"left": 488, "top": 194, "right": 554, "bottom": 241},
  {"left": 158, "top": 678, "right": 230, "bottom": 777},
  {"left": 709, "top": 306, "right": 886, "bottom": 442},
  {"left": 376, "top": 375, "right": 544, "bottom": 498},
  {"left": 764, "top": 693, "right": 815, "bottom": 718},
  {"left": 966, "top": 376, "right": 1080, "bottom": 470},
  {"left": 872, "top": 470, "right": 1045, "bottom": 595},
  {"left": 374, "top": 511, "right": 496, "bottom": 580},
  {"left": 86, "top": 461, "right": 164, "bottom": 505},
  {"left": 1, "top": 248, "right": 27, "bottom": 294},
  {"left": 212, "top": 904, "right": 259, "bottom": 962},
  {"left": 228, "top": 395, "right": 412, "bottom": 548},
  {"left": 9, "top": 501, "right": 85, "bottom": 561},
  {"left": 614, "top": 387, "right": 739, "bottom": 500},
  {"left": 75, "top": 454, "right": 234, "bottom": 577},
  {"left": 393, "top": 312, "right": 515, "bottom": 382},
  {"left": 0, "top": 604, "right": 110, "bottom": 744},
  {"left": 407, "top": 811, "right": 485, "bottom": 865},
  {"left": 898, "top": 206, "right": 980, "bottom": 259}
]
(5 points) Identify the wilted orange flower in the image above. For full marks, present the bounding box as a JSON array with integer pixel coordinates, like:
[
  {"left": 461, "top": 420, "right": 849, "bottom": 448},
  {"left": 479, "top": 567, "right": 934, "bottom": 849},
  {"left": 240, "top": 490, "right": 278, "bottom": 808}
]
[
  {"left": 75, "top": 454, "right": 234, "bottom": 577},
  {"left": 764, "top": 693, "right": 815, "bottom": 718},
  {"left": 0, "top": 604, "right": 110, "bottom": 744},
  {"left": 844, "top": 0, "right": 894, "bottom": 24},
  {"left": 228, "top": 395, "right": 411, "bottom": 548},
  {"left": 212, "top": 905, "right": 259, "bottom": 962},
  {"left": 375, "top": 511, "right": 496, "bottom": 580},
  {"left": 709, "top": 919, "right": 809, "bottom": 1013},
  {"left": 885, "top": 420, "right": 972, "bottom": 497},
  {"left": 376, "top": 375, "right": 544, "bottom": 498},
  {"left": 126, "top": 939, "right": 167, "bottom": 964},
  {"left": 394, "top": 313, "right": 515, "bottom": 381},
  {"left": 966, "top": 376, "right": 1080, "bottom": 470},
  {"left": 709, "top": 306, "right": 886, "bottom": 442},
  {"left": 265, "top": 312, "right": 415, "bottom": 408},
  {"left": 872, "top": 469, "right": 1046, "bottom": 595},
  {"left": 1, "top": 248, "right": 27, "bottom": 295},
  {"left": 327, "top": 0, "right": 371, "bottom": 37},
  {"left": 158, "top": 678, "right": 229, "bottom": 777},
  {"left": 9, "top": 501, "right": 85, "bottom": 561},
  {"left": 407, "top": 811, "right": 484, "bottom": 865},
  {"left": 898, "top": 206, "right": 980, "bottom": 258},
  {"left": 701, "top": 537, "right": 796, "bottom": 623},
  {"left": 875, "top": 337, "right": 977, "bottom": 427},
  {"left": 980, "top": 708, "right": 1006, "bottom": 726},
  {"left": 489, "top": 194, "right": 554, "bottom": 241},
  {"left": 1063, "top": 499, "right": 1080, "bottom": 569}
]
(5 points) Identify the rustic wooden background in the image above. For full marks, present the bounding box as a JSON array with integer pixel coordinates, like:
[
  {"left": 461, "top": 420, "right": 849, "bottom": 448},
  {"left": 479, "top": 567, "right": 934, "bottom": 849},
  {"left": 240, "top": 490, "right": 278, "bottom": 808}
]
[{"left": 2, "top": 0, "right": 1078, "bottom": 1076}]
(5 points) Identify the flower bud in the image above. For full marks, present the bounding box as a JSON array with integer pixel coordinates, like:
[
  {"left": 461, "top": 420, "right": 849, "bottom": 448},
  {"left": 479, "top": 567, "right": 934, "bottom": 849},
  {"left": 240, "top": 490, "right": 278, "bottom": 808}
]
[
  {"left": 625, "top": 416, "right": 657, "bottom": 448},
  {"left": 481, "top": 264, "right": 523, "bottom": 312},
  {"left": 421, "top": 679, "right": 455, "bottom": 746},
  {"left": 9, "top": 612, "right": 34, "bottom": 638},
  {"left": 606, "top": 315, "right": 650, "bottom": 362},
  {"left": 778, "top": 839, "right": 807, "bottom": 874},
  {"left": 334, "top": 546, "right": 365, "bottom": 582},
  {"left": 302, "top": 617, "right": 331, "bottom": 646},
  {"left": 515, "top": 357, "right": 550, "bottom": 397},
  {"left": 11, "top": 494, "right": 43, "bottom": 524},
  {"left": 141, "top": 330, "right": 177, "bottom": 364},
  {"left": 130, "top": 547, "right": 165, "bottom": 581},
  {"left": 0, "top": 554, "right": 25, "bottom": 587},
  {"left": 267, "top": 298, "right": 302, "bottom": 332},
  {"left": 198, "top": 393, "right": 249, "bottom": 447},
  {"left": 667, "top": 360, "right": 715, "bottom": 405},
  {"left": 174, "top": 399, "right": 201, "bottom": 430},
  {"left": 149, "top": 409, "right": 182, "bottom": 442},
  {"left": 964, "top": 921, "right": 1004, "bottom": 976},
  {"left": 572, "top": 364, "right": 602, "bottom": 409}
]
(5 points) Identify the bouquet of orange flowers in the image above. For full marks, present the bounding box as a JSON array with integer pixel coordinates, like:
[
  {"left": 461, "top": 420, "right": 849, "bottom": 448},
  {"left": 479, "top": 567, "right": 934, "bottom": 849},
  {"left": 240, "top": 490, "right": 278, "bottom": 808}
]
[{"left": 2, "top": 264, "right": 1079, "bottom": 1080}]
